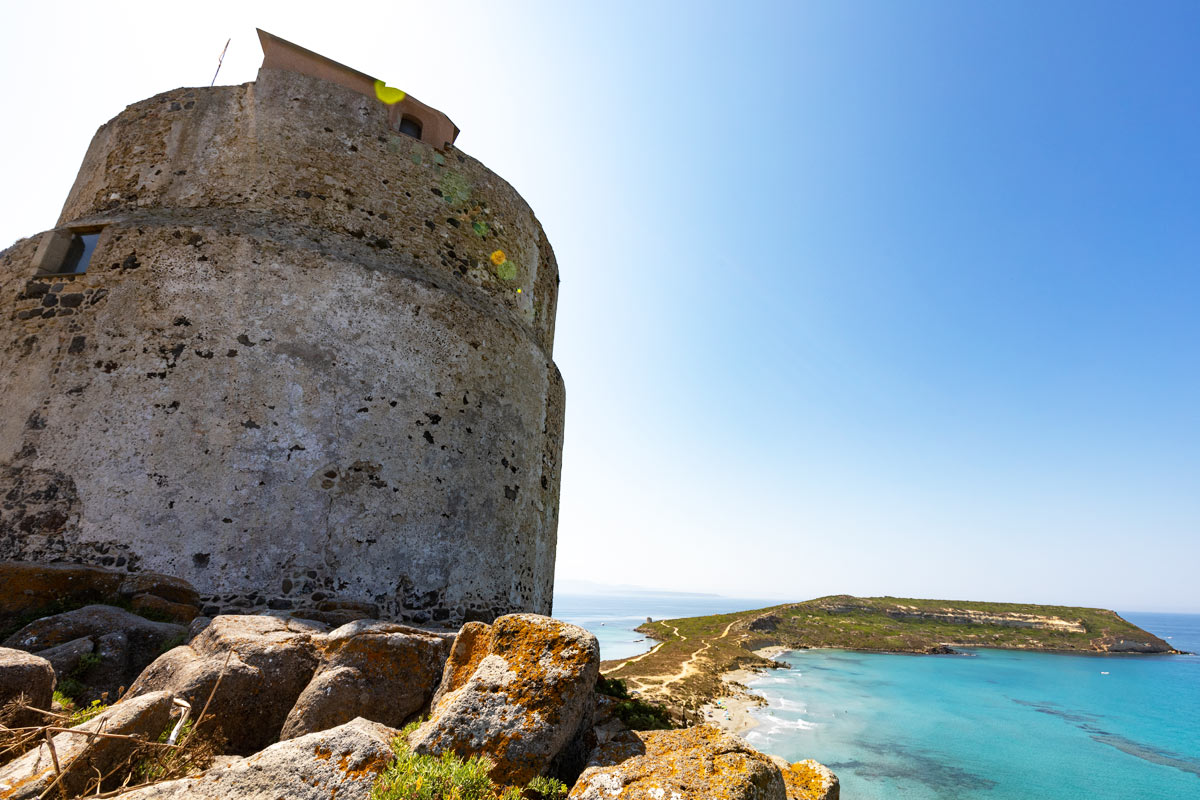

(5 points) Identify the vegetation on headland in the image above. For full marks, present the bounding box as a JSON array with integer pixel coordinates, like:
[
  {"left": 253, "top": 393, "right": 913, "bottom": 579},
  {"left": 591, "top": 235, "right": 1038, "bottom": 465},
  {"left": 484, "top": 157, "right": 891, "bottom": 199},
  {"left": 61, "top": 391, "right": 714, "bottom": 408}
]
[
  {"left": 720, "top": 595, "right": 1178, "bottom": 654},
  {"left": 595, "top": 677, "right": 677, "bottom": 730},
  {"left": 601, "top": 595, "right": 1180, "bottom": 710}
]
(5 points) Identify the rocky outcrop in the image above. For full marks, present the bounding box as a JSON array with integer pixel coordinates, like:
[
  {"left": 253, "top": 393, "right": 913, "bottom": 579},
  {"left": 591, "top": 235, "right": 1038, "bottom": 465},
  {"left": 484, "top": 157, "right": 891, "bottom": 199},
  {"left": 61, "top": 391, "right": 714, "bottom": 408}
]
[
  {"left": 749, "top": 614, "right": 782, "bottom": 633},
  {"left": 0, "top": 599, "right": 842, "bottom": 800},
  {"left": 0, "top": 648, "right": 54, "bottom": 729},
  {"left": 410, "top": 614, "right": 600, "bottom": 785},
  {"left": 280, "top": 620, "right": 451, "bottom": 740},
  {"left": 0, "top": 562, "right": 198, "bottom": 633},
  {"left": 109, "top": 717, "right": 396, "bottom": 800},
  {"left": 770, "top": 756, "right": 840, "bottom": 800},
  {"left": 126, "top": 615, "right": 327, "bottom": 754},
  {"left": 4, "top": 606, "right": 186, "bottom": 702},
  {"left": 30, "top": 637, "right": 93, "bottom": 681},
  {"left": 0, "top": 691, "right": 174, "bottom": 799},
  {"left": 571, "top": 724, "right": 787, "bottom": 800},
  {"left": 822, "top": 602, "right": 1089, "bottom": 633},
  {"left": 1091, "top": 635, "right": 1176, "bottom": 654}
]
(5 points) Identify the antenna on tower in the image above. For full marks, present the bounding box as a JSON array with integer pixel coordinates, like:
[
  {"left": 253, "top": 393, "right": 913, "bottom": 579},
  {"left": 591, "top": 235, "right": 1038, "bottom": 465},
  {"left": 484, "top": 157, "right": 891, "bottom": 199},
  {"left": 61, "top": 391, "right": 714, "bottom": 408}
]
[{"left": 210, "top": 38, "right": 231, "bottom": 87}]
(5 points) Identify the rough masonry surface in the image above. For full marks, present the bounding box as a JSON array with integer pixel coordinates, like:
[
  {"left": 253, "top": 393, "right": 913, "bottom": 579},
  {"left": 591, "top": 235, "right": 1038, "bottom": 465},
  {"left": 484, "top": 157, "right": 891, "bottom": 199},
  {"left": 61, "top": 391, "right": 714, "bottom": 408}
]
[{"left": 0, "top": 66, "right": 564, "bottom": 626}]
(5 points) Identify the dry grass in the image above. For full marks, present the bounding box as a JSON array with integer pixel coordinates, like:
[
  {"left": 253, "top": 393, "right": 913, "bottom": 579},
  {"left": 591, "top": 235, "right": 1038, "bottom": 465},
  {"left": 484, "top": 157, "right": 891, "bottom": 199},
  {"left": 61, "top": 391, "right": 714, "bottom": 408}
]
[{"left": 0, "top": 650, "right": 233, "bottom": 798}]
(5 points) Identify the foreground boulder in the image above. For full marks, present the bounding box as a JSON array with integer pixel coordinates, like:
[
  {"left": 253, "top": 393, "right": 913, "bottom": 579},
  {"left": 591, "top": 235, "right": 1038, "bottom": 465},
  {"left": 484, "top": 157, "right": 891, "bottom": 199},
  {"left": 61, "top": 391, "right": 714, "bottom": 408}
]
[
  {"left": 126, "top": 615, "right": 327, "bottom": 754},
  {"left": 280, "top": 620, "right": 451, "bottom": 740},
  {"left": 770, "top": 756, "right": 840, "bottom": 800},
  {"left": 0, "top": 648, "right": 55, "bottom": 729},
  {"left": 410, "top": 614, "right": 600, "bottom": 785},
  {"left": 4, "top": 606, "right": 186, "bottom": 702},
  {"left": 0, "top": 562, "right": 199, "bottom": 633},
  {"left": 0, "top": 691, "right": 174, "bottom": 799},
  {"left": 109, "top": 717, "right": 396, "bottom": 800},
  {"left": 31, "top": 636, "right": 95, "bottom": 679},
  {"left": 570, "top": 724, "right": 787, "bottom": 800}
]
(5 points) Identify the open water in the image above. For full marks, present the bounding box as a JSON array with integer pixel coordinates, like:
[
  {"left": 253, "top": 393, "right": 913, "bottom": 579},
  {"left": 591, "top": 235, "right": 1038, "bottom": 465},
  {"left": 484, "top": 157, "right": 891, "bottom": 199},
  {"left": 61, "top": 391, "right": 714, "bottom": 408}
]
[
  {"left": 553, "top": 592, "right": 777, "bottom": 660},
  {"left": 743, "top": 611, "right": 1200, "bottom": 800},
  {"left": 555, "top": 594, "right": 1200, "bottom": 800}
]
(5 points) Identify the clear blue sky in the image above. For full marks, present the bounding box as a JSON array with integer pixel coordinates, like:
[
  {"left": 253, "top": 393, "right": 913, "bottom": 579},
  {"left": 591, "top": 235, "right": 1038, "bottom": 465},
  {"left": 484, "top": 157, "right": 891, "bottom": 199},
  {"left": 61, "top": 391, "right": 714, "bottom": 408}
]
[{"left": 3, "top": 2, "right": 1197, "bottom": 611}]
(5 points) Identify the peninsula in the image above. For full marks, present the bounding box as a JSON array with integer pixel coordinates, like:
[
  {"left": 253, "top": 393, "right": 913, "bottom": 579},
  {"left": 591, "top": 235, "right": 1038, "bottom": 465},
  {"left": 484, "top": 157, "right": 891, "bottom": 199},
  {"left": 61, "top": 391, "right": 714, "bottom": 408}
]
[{"left": 600, "top": 595, "right": 1180, "bottom": 725}]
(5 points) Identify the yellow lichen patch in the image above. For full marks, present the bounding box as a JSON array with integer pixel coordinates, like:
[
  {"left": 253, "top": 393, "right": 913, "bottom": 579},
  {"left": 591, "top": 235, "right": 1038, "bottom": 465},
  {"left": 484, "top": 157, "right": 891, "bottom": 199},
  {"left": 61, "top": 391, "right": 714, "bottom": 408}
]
[
  {"left": 570, "top": 724, "right": 783, "bottom": 800},
  {"left": 438, "top": 621, "right": 494, "bottom": 701},
  {"left": 780, "top": 760, "right": 837, "bottom": 800},
  {"left": 373, "top": 80, "right": 406, "bottom": 105}
]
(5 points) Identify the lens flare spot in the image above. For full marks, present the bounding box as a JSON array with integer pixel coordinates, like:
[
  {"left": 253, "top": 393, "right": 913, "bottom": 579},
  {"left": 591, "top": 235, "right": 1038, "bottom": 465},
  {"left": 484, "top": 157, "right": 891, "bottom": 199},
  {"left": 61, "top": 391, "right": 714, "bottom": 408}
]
[
  {"left": 490, "top": 250, "right": 507, "bottom": 266},
  {"left": 373, "top": 80, "right": 406, "bottom": 105}
]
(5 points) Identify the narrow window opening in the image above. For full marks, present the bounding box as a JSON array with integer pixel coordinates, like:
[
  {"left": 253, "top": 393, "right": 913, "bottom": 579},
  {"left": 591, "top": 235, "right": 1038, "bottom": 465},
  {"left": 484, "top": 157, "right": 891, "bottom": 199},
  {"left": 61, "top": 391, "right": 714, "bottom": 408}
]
[
  {"left": 59, "top": 232, "right": 100, "bottom": 274},
  {"left": 398, "top": 115, "right": 422, "bottom": 140}
]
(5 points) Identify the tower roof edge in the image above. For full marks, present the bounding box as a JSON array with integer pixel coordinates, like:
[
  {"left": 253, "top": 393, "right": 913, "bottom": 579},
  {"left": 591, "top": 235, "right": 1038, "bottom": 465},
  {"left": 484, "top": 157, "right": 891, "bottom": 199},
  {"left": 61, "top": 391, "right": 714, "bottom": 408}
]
[{"left": 255, "top": 28, "right": 460, "bottom": 149}]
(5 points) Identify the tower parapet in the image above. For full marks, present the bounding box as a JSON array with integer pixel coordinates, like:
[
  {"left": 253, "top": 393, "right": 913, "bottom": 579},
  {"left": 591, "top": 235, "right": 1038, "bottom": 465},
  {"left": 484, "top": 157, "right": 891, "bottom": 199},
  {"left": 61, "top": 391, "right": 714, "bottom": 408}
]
[{"left": 0, "top": 33, "right": 563, "bottom": 625}]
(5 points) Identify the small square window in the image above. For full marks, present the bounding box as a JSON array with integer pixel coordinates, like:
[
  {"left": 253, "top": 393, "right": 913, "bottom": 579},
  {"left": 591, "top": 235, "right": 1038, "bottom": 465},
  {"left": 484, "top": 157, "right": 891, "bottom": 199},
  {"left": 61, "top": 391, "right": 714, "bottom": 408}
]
[
  {"left": 59, "top": 232, "right": 99, "bottom": 274},
  {"left": 398, "top": 115, "right": 423, "bottom": 140},
  {"left": 34, "top": 228, "right": 102, "bottom": 276}
]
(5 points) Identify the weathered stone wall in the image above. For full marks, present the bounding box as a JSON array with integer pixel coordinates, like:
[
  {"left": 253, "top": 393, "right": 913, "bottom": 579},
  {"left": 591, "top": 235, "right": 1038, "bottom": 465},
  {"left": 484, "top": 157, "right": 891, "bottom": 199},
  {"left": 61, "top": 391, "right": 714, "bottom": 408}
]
[{"left": 0, "top": 68, "right": 563, "bottom": 625}]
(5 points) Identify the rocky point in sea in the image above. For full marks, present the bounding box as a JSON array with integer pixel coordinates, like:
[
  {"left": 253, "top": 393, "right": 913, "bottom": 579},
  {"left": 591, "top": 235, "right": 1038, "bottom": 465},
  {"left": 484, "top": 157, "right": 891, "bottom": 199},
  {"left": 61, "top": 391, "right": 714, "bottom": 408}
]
[{"left": 0, "top": 561, "right": 838, "bottom": 799}]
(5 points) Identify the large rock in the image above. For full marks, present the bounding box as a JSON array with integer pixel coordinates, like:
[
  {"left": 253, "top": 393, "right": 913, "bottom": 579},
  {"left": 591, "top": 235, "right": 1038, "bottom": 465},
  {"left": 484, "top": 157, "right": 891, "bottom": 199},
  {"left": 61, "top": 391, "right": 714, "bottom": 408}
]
[
  {"left": 428, "top": 620, "right": 490, "bottom": 710},
  {"left": 409, "top": 613, "right": 600, "bottom": 785},
  {"left": 4, "top": 605, "right": 186, "bottom": 702},
  {"left": 280, "top": 620, "right": 450, "bottom": 740},
  {"left": 770, "top": 756, "right": 840, "bottom": 800},
  {"left": 0, "top": 691, "right": 174, "bottom": 799},
  {"left": 126, "top": 615, "right": 326, "bottom": 754},
  {"left": 31, "top": 636, "right": 94, "bottom": 680},
  {"left": 0, "top": 648, "right": 54, "bottom": 729},
  {"left": 109, "top": 717, "right": 396, "bottom": 800},
  {"left": 0, "top": 562, "right": 199, "bottom": 633},
  {"left": 570, "top": 725, "right": 787, "bottom": 800}
]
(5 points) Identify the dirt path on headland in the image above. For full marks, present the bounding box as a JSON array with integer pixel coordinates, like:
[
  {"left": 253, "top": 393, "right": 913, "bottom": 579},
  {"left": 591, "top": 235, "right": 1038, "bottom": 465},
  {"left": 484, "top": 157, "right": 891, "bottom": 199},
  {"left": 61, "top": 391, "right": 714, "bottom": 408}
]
[
  {"left": 658, "top": 619, "right": 738, "bottom": 689},
  {"left": 603, "top": 619, "right": 744, "bottom": 701}
]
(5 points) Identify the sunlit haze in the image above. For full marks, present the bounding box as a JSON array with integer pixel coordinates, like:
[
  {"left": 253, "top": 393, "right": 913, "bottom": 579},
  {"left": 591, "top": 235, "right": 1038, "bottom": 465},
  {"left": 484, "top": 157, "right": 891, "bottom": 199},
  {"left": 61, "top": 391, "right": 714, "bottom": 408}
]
[{"left": 3, "top": 1, "right": 1197, "bottom": 612}]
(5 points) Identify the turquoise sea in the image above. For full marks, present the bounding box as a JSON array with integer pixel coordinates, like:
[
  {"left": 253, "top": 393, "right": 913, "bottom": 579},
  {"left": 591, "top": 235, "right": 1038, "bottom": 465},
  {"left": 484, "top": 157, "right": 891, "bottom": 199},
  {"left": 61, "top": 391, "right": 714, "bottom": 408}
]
[{"left": 555, "top": 594, "right": 1200, "bottom": 800}]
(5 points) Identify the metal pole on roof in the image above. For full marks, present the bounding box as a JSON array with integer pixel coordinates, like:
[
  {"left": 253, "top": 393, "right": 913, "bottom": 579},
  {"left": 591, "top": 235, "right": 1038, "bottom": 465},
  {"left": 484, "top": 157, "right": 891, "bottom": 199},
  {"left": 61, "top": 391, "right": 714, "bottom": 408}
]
[{"left": 210, "top": 38, "right": 231, "bottom": 87}]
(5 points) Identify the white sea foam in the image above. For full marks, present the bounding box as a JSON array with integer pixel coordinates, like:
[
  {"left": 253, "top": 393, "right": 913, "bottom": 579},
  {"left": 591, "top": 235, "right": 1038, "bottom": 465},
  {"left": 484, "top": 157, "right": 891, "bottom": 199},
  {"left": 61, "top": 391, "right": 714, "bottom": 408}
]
[
  {"left": 752, "top": 675, "right": 795, "bottom": 686},
  {"left": 770, "top": 697, "right": 808, "bottom": 713},
  {"left": 766, "top": 716, "right": 819, "bottom": 732}
]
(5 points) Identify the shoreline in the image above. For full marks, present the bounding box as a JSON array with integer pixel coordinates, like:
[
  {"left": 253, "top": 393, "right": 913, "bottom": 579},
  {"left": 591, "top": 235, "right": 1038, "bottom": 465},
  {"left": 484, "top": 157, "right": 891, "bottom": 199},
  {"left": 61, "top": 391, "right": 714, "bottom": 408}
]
[{"left": 699, "top": 646, "right": 791, "bottom": 737}]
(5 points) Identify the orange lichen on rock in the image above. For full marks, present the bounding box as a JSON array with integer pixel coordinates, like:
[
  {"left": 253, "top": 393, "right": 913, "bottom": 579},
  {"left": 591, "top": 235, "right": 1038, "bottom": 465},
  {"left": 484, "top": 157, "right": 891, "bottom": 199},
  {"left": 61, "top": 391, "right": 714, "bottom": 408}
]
[
  {"left": 410, "top": 613, "right": 600, "bottom": 785},
  {"left": 430, "top": 620, "right": 493, "bottom": 710},
  {"left": 570, "top": 724, "right": 788, "bottom": 800},
  {"left": 777, "top": 758, "right": 840, "bottom": 800}
]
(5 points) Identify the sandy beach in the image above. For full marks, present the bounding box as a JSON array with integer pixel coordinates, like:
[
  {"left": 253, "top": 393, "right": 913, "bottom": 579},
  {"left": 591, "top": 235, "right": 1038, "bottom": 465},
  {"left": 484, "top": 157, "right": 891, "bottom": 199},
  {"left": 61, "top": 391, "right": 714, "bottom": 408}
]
[{"left": 699, "top": 646, "right": 792, "bottom": 737}]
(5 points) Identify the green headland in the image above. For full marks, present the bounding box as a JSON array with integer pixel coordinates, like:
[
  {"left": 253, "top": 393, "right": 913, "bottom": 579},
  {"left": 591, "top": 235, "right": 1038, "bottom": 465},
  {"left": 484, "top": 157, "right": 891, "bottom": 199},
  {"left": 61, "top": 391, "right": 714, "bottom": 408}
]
[{"left": 600, "top": 595, "right": 1180, "bottom": 712}]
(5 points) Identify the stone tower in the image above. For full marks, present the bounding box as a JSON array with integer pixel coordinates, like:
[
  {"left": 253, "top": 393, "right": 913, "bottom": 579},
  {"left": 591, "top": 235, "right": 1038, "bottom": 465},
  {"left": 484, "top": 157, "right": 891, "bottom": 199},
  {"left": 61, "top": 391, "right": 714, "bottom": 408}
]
[{"left": 0, "top": 32, "right": 564, "bottom": 625}]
